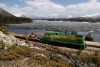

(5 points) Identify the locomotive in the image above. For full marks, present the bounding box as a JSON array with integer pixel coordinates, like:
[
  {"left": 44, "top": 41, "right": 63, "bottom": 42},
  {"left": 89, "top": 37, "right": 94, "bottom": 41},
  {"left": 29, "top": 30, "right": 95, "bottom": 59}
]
[{"left": 41, "top": 31, "right": 86, "bottom": 50}]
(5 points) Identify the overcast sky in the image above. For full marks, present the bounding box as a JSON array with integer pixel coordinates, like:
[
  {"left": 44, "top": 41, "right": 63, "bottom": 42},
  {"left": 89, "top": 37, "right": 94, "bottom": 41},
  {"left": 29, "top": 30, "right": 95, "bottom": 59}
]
[{"left": 0, "top": 0, "right": 100, "bottom": 17}]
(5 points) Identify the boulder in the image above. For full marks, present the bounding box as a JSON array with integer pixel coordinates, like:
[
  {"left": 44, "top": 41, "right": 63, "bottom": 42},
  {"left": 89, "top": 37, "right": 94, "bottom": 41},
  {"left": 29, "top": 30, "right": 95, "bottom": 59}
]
[
  {"left": 0, "top": 31, "right": 12, "bottom": 45},
  {"left": 11, "top": 38, "right": 28, "bottom": 47},
  {"left": 0, "top": 31, "right": 28, "bottom": 47},
  {"left": 88, "top": 63, "right": 97, "bottom": 67}
]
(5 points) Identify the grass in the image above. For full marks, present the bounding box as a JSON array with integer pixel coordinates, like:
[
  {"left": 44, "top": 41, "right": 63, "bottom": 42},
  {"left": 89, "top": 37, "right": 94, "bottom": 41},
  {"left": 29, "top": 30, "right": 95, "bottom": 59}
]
[
  {"left": 76, "top": 50, "right": 100, "bottom": 67},
  {"left": 0, "top": 46, "right": 72, "bottom": 67},
  {"left": 0, "top": 26, "right": 9, "bottom": 34}
]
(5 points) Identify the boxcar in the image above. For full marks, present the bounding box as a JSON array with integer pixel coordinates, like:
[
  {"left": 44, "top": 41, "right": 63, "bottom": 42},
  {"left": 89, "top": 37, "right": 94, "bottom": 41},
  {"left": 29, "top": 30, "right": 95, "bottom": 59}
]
[{"left": 42, "top": 31, "right": 86, "bottom": 50}]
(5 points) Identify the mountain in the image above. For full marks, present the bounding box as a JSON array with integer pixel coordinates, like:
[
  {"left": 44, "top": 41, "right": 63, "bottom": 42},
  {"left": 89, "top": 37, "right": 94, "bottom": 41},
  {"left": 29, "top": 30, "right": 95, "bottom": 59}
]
[
  {"left": 0, "top": 7, "right": 32, "bottom": 25},
  {"left": 0, "top": 7, "right": 15, "bottom": 17},
  {"left": 83, "top": 14, "right": 100, "bottom": 19},
  {"left": 13, "top": 14, "right": 22, "bottom": 17},
  {"left": 50, "top": 15, "right": 68, "bottom": 18}
]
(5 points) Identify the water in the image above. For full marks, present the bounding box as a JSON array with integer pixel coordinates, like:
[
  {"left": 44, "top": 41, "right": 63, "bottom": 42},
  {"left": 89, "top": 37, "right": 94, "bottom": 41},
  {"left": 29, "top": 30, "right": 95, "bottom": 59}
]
[
  {"left": 7, "top": 28, "right": 46, "bottom": 34},
  {"left": 7, "top": 20, "right": 100, "bottom": 42}
]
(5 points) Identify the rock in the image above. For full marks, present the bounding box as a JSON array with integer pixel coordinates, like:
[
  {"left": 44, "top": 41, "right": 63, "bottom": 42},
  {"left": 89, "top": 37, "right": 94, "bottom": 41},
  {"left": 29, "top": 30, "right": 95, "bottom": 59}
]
[
  {"left": 0, "top": 49, "right": 7, "bottom": 53},
  {"left": 75, "top": 63, "right": 83, "bottom": 67},
  {"left": 83, "top": 64, "right": 89, "bottom": 67},
  {"left": 3, "top": 36, "right": 12, "bottom": 45},
  {"left": 0, "top": 31, "right": 28, "bottom": 47},
  {"left": 7, "top": 33, "right": 16, "bottom": 40},
  {"left": 0, "top": 31, "right": 12, "bottom": 45},
  {"left": 20, "top": 41, "right": 28, "bottom": 47},
  {"left": 12, "top": 39, "right": 28, "bottom": 47},
  {"left": 0, "top": 31, "right": 6, "bottom": 37},
  {"left": 88, "top": 63, "right": 97, "bottom": 67}
]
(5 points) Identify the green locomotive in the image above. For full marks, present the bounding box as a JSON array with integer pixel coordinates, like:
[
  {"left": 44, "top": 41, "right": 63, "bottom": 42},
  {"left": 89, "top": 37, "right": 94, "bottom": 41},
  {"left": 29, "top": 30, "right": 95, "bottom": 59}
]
[{"left": 42, "top": 31, "right": 86, "bottom": 50}]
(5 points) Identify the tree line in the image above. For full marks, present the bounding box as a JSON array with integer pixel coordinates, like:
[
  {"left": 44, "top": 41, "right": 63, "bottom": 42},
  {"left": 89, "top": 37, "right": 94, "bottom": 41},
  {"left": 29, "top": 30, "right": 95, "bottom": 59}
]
[
  {"left": 47, "top": 17, "right": 100, "bottom": 22},
  {"left": 0, "top": 14, "right": 32, "bottom": 25}
]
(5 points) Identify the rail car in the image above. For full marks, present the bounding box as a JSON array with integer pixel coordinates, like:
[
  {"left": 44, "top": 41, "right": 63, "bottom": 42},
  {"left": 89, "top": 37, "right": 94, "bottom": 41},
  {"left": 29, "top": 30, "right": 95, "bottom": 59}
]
[{"left": 42, "top": 31, "right": 86, "bottom": 50}]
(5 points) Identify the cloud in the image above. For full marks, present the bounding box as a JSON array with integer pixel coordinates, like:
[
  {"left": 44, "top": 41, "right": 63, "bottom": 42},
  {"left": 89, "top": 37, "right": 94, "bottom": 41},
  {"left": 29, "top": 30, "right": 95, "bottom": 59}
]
[
  {"left": 25, "top": 0, "right": 65, "bottom": 12},
  {"left": 1, "top": 0, "right": 100, "bottom": 17},
  {"left": 89, "top": 0, "right": 98, "bottom": 3},
  {"left": 0, "top": 3, "right": 7, "bottom": 7},
  {"left": 65, "top": 0, "right": 100, "bottom": 16},
  {"left": 0, "top": 3, "right": 25, "bottom": 15}
]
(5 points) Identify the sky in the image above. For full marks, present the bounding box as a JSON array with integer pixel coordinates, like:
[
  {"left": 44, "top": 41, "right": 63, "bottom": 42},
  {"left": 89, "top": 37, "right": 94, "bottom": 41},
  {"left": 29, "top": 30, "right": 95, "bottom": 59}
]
[{"left": 0, "top": 0, "right": 100, "bottom": 17}]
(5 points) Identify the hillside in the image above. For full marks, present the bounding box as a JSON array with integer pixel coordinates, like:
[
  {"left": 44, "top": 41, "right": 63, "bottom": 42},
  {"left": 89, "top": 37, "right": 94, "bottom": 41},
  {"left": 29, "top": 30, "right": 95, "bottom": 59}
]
[
  {"left": 0, "top": 7, "right": 15, "bottom": 17},
  {"left": 0, "top": 7, "right": 32, "bottom": 25}
]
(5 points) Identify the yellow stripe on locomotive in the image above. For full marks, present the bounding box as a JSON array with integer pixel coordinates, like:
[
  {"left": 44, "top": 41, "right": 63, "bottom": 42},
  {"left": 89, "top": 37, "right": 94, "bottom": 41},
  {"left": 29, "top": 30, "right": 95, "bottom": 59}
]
[{"left": 44, "top": 33, "right": 84, "bottom": 41}]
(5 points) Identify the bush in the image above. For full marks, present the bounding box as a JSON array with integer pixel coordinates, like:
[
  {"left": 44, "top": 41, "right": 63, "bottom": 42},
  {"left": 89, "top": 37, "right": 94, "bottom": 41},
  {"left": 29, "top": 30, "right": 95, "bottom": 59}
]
[
  {"left": 0, "top": 47, "right": 31, "bottom": 60},
  {"left": 7, "top": 45, "right": 20, "bottom": 50},
  {"left": 0, "top": 26, "right": 9, "bottom": 34},
  {"left": 14, "top": 47, "right": 31, "bottom": 57},
  {"left": 85, "top": 33, "right": 94, "bottom": 41},
  {"left": 92, "top": 56, "right": 99, "bottom": 65},
  {"left": 25, "top": 38, "right": 30, "bottom": 46},
  {"left": 0, "top": 40, "right": 6, "bottom": 49},
  {"left": 76, "top": 49, "right": 82, "bottom": 59}
]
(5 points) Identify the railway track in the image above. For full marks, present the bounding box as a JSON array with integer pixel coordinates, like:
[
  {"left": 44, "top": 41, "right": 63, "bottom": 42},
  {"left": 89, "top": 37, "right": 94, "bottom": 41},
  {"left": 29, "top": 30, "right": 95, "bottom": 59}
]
[
  {"left": 86, "top": 46, "right": 100, "bottom": 51},
  {"left": 85, "top": 41, "right": 100, "bottom": 51},
  {"left": 13, "top": 33, "right": 100, "bottom": 51}
]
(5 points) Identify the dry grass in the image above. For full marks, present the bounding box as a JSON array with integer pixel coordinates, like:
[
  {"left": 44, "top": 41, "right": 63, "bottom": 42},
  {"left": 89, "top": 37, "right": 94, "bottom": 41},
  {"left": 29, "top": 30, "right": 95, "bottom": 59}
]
[{"left": 0, "top": 46, "right": 72, "bottom": 67}]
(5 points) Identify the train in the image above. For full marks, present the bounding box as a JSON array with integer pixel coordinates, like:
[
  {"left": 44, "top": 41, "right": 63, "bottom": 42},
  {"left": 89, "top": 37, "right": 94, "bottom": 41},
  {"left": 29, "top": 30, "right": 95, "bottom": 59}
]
[{"left": 41, "top": 31, "right": 86, "bottom": 50}]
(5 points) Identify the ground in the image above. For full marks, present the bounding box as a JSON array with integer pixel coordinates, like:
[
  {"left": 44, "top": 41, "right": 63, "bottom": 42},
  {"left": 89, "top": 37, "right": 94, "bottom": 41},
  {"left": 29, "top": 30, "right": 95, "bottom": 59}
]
[{"left": 0, "top": 32, "right": 100, "bottom": 67}]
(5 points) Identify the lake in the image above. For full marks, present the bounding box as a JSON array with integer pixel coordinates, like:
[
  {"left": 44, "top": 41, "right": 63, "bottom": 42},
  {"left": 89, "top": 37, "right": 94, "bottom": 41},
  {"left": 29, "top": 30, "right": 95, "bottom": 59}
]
[{"left": 6, "top": 20, "right": 100, "bottom": 42}]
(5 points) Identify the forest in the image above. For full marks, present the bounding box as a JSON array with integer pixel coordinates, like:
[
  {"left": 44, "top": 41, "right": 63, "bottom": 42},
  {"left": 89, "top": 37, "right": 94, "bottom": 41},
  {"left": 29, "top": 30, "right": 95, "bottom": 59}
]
[
  {"left": 47, "top": 17, "right": 100, "bottom": 22},
  {"left": 0, "top": 14, "right": 32, "bottom": 25}
]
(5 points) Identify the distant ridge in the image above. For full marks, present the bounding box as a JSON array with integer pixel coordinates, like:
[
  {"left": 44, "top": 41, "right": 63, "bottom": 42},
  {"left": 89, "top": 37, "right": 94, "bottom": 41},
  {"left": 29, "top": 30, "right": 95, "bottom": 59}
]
[{"left": 0, "top": 7, "right": 15, "bottom": 17}]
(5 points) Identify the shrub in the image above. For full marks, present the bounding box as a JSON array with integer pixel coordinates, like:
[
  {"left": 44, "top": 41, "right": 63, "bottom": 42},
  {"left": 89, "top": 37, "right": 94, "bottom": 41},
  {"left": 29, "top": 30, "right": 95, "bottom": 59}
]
[
  {"left": 92, "top": 56, "right": 99, "bottom": 65},
  {"left": 0, "top": 47, "right": 31, "bottom": 60},
  {"left": 94, "top": 50, "right": 99, "bottom": 57},
  {"left": 7, "top": 45, "right": 20, "bottom": 50},
  {"left": 85, "top": 32, "right": 94, "bottom": 41},
  {"left": 86, "top": 57, "right": 93, "bottom": 63},
  {"left": 14, "top": 46, "right": 31, "bottom": 57},
  {"left": 0, "top": 26, "right": 9, "bottom": 34},
  {"left": 25, "top": 38, "right": 30, "bottom": 46},
  {"left": 92, "top": 51, "right": 99, "bottom": 65},
  {"left": 0, "top": 40, "right": 6, "bottom": 49},
  {"left": 76, "top": 49, "right": 82, "bottom": 59}
]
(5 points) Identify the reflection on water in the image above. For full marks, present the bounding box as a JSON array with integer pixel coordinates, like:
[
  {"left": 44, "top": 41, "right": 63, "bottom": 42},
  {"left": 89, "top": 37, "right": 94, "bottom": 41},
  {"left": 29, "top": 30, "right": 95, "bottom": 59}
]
[{"left": 7, "top": 20, "right": 100, "bottom": 42}]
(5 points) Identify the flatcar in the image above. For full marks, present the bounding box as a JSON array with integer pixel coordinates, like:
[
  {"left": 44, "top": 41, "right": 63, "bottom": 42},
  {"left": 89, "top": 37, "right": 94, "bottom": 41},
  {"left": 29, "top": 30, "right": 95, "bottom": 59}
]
[{"left": 42, "top": 31, "right": 86, "bottom": 50}]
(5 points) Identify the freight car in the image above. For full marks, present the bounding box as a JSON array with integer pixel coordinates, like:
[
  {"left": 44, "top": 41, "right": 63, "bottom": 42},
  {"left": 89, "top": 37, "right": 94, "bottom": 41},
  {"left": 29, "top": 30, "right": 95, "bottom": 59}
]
[{"left": 42, "top": 31, "right": 86, "bottom": 50}]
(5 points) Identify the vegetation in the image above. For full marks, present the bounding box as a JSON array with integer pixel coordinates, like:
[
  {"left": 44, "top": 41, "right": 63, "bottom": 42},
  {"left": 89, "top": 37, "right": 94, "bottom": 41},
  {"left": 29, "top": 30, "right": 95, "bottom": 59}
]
[
  {"left": 85, "top": 33, "right": 94, "bottom": 41},
  {"left": 46, "top": 17, "right": 100, "bottom": 22},
  {"left": 0, "top": 46, "right": 71, "bottom": 67},
  {"left": 83, "top": 51, "right": 100, "bottom": 66},
  {"left": 0, "top": 40, "right": 19, "bottom": 50},
  {"left": 0, "top": 26, "right": 9, "bottom": 34},
  {"left": 76, "top": 49, "right": 82, "bottom": 59},
  {"left": 0, "top": 14, "right": 32, "bottom": 25},
  {"left": 0, "top": 40, "right": 6, "bottom": 49},
  {"left": 25, "top": 38, "right": 30, "bottom": 46}
]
